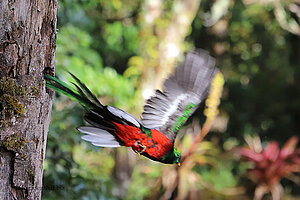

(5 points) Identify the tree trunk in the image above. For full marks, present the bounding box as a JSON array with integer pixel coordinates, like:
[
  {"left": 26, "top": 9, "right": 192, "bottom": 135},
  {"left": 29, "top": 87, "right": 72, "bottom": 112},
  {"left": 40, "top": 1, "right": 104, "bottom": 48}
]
[{"left": 0, "top": 1, "right": 57, "bottom": 199}]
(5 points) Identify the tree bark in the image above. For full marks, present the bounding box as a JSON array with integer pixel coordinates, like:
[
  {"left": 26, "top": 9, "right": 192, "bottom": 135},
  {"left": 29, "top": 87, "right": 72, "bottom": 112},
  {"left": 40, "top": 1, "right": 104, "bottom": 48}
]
[{"left": 0, "top": 1, "right": 57, "bottom": 199}]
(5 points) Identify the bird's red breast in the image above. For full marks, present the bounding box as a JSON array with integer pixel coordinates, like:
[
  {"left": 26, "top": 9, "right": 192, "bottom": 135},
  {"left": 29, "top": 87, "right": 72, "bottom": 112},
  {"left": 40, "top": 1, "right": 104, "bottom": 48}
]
[{"left": 113, "top": 122, "right": 173, "bottom": 159}]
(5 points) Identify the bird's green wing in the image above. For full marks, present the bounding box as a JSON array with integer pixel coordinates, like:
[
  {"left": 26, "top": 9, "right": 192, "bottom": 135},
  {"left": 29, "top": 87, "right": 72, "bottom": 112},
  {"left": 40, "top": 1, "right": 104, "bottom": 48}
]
[{"left": 141, "top": 50, "right": 218, "bottom": 141}]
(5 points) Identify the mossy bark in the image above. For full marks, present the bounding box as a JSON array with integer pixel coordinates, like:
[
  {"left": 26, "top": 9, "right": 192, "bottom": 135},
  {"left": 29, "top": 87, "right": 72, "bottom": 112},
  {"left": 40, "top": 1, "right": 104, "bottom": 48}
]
[{"left": 0, "top": 1, "right": 57, "bottom": 199}]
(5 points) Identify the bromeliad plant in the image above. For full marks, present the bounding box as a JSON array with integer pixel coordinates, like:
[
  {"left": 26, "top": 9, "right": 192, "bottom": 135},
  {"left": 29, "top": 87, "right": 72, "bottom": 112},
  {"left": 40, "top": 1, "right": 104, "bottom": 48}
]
[{"left": 240, "top": 136, "right": 300, "bottom": 200}]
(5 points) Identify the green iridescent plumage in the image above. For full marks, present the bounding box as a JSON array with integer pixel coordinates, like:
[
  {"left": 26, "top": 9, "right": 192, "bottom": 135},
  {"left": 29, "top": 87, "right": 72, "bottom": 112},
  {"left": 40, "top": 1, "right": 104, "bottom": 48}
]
[{"left": 45, "top": 74, "right": 102, "bottom": 111}]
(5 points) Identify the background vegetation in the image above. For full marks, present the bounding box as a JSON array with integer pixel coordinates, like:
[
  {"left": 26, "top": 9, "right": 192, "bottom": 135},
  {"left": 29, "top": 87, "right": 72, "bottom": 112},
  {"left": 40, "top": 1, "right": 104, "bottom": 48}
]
[{"left": 42, "top": 0, "right": 300, "bottom": 199}]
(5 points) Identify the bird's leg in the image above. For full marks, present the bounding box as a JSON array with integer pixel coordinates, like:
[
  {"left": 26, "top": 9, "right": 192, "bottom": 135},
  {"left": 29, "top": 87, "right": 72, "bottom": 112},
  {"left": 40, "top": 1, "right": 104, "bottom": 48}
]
[{"left": 134, "top": 149, "right": 141, "bottom": 158}]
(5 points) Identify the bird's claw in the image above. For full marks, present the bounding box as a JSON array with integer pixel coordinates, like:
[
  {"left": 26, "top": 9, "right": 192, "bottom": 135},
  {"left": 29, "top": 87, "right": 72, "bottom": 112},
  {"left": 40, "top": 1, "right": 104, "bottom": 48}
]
[
  {"left": 134, "top": 141, "right": 147, "bottom": 154},
  {"left": 138, "top": 143, "right": 146, "bottom": 153}
]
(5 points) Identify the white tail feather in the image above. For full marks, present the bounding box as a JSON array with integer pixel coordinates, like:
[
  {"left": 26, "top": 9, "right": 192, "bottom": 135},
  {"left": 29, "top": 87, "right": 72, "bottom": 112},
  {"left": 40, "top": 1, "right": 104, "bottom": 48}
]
[
  {"left": 81, "top": 135, "right": 114, "bottom": 143},
  {"left": 78, "top": 126, "right": 121, "bottom": 148},
  {"left": 78, "top": 126, "right": 115, "bottom": 139},
  {"left": 92, "top": 142, "right": 121, "bottom": 147}
]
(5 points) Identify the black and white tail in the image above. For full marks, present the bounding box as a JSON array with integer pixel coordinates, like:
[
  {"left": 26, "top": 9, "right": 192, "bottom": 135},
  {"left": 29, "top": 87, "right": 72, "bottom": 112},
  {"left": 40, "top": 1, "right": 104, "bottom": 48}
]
[{"left": 45, "top": 73, "right": 141, "bottom": 147}]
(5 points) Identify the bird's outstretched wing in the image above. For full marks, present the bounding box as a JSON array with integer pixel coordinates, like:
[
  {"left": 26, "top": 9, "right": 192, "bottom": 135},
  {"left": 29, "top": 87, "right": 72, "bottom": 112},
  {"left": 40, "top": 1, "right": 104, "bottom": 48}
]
[{"left": 141, "top": 49, "right": 218, "bottom": 141}]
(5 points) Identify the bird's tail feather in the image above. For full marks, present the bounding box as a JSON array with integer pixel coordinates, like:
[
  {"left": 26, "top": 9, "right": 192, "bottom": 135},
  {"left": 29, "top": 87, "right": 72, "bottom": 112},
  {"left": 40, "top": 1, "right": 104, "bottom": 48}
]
[
  {"left": 44, "top": 74, "right": 127, "bottom": 147},
  {"left": 44, "top": 74, "right": 103, "bottom": 111},
  {"left": 78, "top": 126, "right": 121, "bottom": 147}
]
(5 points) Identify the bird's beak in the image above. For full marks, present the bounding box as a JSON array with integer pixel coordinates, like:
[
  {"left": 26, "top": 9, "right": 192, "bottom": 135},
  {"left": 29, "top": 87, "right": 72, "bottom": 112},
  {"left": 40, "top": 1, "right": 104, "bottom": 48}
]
[{"left": 177, "top": 162, "right": 181, "bottom": 167}]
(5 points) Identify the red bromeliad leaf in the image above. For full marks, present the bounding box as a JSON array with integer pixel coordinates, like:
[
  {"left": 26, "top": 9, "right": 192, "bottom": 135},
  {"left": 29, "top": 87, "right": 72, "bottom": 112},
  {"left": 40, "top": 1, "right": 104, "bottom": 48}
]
[
  {"left": 292, "top": 154, "right": 300, "bottom": 165},
  {"left": 240, "top": 148, "right": 264, "bottom": 162},
  {"left": 280, "top": 136, "right": 299, "bottom": 159},
  {"left": 263, "top": 142, "right": 280, "bottom": 162}
]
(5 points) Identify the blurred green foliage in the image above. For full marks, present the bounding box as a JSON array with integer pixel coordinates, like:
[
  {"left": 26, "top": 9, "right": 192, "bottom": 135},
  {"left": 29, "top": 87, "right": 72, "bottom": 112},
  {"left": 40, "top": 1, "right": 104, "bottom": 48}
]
[
  {"left": 191, "top": 1, "right": 300, "bottom": 143},
  {"left": 43, "top": 0, "right": 300, "bottom": 199}
]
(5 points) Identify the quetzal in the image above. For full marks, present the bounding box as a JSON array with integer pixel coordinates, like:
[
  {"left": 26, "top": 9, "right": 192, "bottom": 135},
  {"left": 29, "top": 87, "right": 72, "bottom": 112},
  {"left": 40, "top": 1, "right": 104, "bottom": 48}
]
[{"left": 45, "top": 50, "right": 218, "bottom": 166}]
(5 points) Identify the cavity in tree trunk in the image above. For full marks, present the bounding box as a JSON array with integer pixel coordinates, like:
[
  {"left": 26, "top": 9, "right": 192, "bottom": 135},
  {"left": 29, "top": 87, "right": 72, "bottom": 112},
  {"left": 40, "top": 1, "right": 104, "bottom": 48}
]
[{"left": 0, "top": 1, "right": 57, "bottom": 199}]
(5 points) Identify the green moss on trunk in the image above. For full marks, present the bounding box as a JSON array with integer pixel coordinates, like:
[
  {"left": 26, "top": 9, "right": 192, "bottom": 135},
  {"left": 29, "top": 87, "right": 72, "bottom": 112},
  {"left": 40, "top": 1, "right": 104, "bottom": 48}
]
[
  {"left": 0, "top": 77, "right": 26, "bottom": 127},
  {"left": 0, "top": 133, "right": 28, "bottom": 152}
]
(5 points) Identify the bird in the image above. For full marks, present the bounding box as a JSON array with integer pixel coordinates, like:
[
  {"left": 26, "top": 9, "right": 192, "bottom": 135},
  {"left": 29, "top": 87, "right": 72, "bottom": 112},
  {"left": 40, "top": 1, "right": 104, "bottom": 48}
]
[{"left": 44, "top": 49, "right": 218, "bottom": 166}]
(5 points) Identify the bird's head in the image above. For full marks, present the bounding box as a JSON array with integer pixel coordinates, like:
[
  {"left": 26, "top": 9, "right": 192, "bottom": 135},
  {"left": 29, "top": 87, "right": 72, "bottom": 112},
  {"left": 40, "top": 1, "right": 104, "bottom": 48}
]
[{"left": 161, "top": 148, "right": 181, "bottom": 166}]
